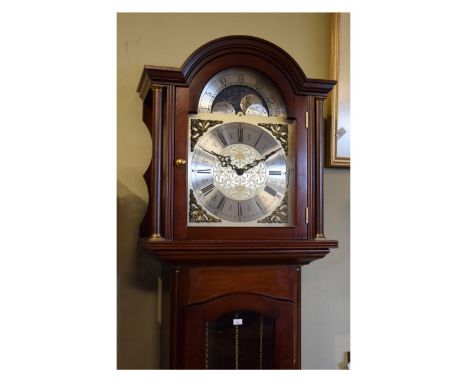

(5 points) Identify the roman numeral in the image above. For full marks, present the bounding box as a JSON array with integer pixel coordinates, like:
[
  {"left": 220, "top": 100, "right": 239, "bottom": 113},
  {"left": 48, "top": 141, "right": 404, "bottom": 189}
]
[
  {"left": 216, "top": 197, "right": 226, "bottom": 211},
  {"left": 264, "top": 185, "right": 278, "bottom": 197},
  {"left": 255, "top": 199, "right": 264, "bottom": 213},
  {"left": 219, "top": 78, "right": 227, "bottom": 88},
  {"left": 217, "top": 131, "right": 228, "bottom": 146},
  {"left": 201, "top": 184, "right": 214, "bottom": 195},
  {"left": 238, "top": 202, "right": 243, "bottom": 216},
  {"left": 205, "top": 92, "right": 215, "bottom": 100},
  {"left": 237, "top": 127, "right": 243, "bottom": 143},
  {"left": 268, "top": 170, "right": 282, "bottom": 176},
  {"left": 255, "top": 80, "right": 264, "bottom": 90},
  {"left": 254, "top": 133, "right": 263, "bottom": 147},
  {"left": 197, "top": 169, "right": 211, "bottom": 174}
]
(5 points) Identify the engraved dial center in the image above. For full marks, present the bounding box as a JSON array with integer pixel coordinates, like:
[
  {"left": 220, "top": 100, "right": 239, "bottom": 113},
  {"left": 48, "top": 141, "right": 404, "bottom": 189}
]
[{"left": 213, "top": 144, "right": 267, "bottom": 201}]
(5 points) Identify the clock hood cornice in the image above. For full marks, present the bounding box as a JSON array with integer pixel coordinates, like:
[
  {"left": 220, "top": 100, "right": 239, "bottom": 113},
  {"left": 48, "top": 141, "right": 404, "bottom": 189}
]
[
  {"left": 137, "top": 35, "right": 336, "bottom": 100},
  {"left": 139, "top": 239, "right": 338, "bottom": 266}
]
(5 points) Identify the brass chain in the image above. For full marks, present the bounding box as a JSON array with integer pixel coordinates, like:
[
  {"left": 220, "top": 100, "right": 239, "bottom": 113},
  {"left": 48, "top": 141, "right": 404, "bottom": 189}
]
[
  {"left": 234, "top": 314, "right": 239, "bottom": 369},
  {"left": 204, "top": 322, "right": 209, "bottom": 369},
  {"left": 234, "top": 324, "right": 239, "bottom": 369},
  {"left": 259, "top": 316, "right": 264, "bottom": 369}
]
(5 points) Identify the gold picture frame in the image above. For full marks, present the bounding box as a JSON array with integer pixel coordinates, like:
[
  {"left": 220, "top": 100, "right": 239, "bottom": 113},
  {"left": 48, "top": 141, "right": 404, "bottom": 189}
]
[{"left": 327, "top": 13, "right": 350, "bottom": 168}]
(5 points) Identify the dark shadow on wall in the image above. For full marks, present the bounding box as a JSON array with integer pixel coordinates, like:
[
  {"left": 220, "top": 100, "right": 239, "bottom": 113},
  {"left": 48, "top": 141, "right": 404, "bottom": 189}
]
[{"left": 117, "top": 180, "right": 163, "bottom": 369}]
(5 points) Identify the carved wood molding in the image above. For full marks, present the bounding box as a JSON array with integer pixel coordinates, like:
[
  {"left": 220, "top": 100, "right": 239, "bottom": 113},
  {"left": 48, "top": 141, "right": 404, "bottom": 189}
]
[{"left": 139, "top": 238, "right": 338, "bottom": 265}]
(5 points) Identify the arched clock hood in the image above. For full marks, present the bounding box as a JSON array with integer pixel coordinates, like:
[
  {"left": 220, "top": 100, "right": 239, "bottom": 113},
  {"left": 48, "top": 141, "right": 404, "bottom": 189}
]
[{"left": 137, "top": 35, "right": 336, "bottom": 102}]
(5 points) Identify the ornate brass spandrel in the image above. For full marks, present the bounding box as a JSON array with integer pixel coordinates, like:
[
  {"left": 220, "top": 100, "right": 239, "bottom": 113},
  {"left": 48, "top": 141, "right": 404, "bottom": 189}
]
[
  {"left": 257, "top": 123, "right": 288, "bottom": 156},
  {"left": 189, "top": 189, "right": 222, "bottom": 223},
  {"left": 257, "top": 191, "right": 288, "bottom": 223},
  {"left": 190, "top": 119, "right": 223, "bottom": 151}
]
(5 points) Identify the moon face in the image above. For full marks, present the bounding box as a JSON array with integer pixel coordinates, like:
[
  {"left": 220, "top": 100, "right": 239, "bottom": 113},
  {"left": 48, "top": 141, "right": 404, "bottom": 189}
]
[
  {"left": 212, "top": 101, "right": 236, "bottom": 114},
  {"left": 240, "top": 94, "right": 268, "bottom": 116}
]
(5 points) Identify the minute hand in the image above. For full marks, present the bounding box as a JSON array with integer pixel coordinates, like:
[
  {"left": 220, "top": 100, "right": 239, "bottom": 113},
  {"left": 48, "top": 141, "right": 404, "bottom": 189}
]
[{"left": 241, "top": 148, "right": 282, "bottom": 172}]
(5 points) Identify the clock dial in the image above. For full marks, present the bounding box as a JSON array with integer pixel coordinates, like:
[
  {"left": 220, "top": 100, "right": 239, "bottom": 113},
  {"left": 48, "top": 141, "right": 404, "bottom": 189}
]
[
  {"left": 190, "top": 122, "right": 290, "bottom": 223},
  {"left": 198, "top": 67, "right": 287, "bottom": 117}
]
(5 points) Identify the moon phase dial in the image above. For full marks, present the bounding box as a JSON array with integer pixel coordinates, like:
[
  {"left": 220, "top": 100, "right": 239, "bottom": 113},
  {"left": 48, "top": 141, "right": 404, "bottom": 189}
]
[
  {"left": 198, "top": 67, "right": 287, "bottom": 118},
  {"left": 189, "top": 121, "right": 291, "bottom": 224}
]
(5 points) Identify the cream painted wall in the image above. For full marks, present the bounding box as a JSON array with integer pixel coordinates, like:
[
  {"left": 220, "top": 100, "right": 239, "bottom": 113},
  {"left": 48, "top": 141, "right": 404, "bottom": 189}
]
[{"left": 117, "top": 13, "right": 349, "bottom": 369}]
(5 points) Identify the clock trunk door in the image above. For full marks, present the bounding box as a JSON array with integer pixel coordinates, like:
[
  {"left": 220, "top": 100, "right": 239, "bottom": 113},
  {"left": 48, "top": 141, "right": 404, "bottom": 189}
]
[{"left": 173, "top": 87, "right": 308, "bottom": 241}]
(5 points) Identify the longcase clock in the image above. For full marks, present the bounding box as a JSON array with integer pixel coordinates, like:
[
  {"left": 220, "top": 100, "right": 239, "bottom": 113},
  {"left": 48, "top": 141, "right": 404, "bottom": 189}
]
[{"left": 136, "top": 36, "right": 338, "bottom": 369}]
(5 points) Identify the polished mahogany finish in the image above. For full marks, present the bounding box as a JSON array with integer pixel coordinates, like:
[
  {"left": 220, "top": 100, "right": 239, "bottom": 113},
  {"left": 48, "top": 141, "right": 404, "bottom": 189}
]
[
  {"left": 165, "top": 266, "right": 301, "bottom": 369},
  {"left": 137, "top": 36, "right": 337, "bottom": 369},
  {"left": 139, "top": 239, "right": 337, "bottom": 266}
]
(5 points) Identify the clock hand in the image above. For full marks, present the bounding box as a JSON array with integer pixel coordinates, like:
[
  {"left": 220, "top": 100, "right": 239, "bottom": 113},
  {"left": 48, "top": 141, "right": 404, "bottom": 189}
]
[
  {"left": 200, "top": 147, "right": 227, "bottom": 163},
  {"left": 200, "top": 148, "right": 239, "bottom": 171},
  {"left": 199, "top": 146, "right": 281, "bottom": 176},
  {"left": 240, "top": 148, "right": 282, "bottom": 172},
  {"left": 261, "top": 147, "right": 282, "bottom": 163}
]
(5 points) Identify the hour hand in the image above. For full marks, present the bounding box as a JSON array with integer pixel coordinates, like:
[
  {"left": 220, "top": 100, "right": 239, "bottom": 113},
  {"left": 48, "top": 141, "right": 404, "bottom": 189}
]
[
  {"left": 200, "top": 147, "right": 225, "bottom": 161},
  {"left": 201, "top": 148, "right": 236, "bottom": 169}
]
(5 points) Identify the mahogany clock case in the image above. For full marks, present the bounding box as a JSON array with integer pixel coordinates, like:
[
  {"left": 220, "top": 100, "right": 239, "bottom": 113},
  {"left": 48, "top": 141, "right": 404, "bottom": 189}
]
[
  {"left": 136, "top": 36, "right": 338, "bottom": 369},
  {"left": 137, "top": 36, "right": 338, "bottom": 256}
]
